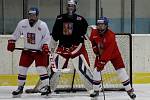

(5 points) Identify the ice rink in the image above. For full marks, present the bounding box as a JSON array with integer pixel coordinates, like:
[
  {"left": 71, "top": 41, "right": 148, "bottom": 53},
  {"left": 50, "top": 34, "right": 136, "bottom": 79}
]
[{"left": 0, "top": 84, "right": 150, "bottom": 100}]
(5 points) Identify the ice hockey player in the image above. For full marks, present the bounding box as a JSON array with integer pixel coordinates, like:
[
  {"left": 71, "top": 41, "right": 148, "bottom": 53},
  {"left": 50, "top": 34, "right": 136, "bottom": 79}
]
[
  {"left": 49, "top": 0, "right": 102, "bottom": 97},
  {"left": 88, "top": 16, "right": 136, "bottom": 99},
  {"left": 7, "top": 7, "right": 51, "bottom": 97}
]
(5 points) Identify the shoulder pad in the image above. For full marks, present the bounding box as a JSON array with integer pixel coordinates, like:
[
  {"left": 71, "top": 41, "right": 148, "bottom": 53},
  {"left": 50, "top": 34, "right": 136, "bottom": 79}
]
[
  {"left": 56, "top": 15, "right": 62, "bottom": 20},
  {"left": 88, "top": 25, "right": 97, "bottom": 29},
  {"left": 76, "top": 16, "right": 82, "bottom": 20}
]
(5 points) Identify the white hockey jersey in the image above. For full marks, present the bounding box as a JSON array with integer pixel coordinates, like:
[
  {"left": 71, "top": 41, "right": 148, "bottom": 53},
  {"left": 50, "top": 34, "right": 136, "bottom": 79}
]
[{"left": 11, "top": 19, "right": 50, "bottom": 50}]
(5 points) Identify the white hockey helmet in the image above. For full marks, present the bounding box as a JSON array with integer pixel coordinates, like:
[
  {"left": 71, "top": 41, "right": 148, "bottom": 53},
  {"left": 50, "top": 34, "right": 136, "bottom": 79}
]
[
  {"left": 66, "top": 0, "right": 77, "bottom": 15},
  {"left": 67, "top": 0, "right": 77, "bottom": 6}
]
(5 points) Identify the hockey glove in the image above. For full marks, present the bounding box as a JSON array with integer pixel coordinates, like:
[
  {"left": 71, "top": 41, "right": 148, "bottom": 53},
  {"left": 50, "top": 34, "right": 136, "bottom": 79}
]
[
  {"left": 42, "top": 44, "right": 49, "bottom": 55},
  {"left": 96, "top": 61, "right": 105, "bottom": 71},
  {"left": 7, "top": 39, "right": 16, "bottom": 52},
  {"left": 95, "top": 56, "right": 106, "bottom": 71}
]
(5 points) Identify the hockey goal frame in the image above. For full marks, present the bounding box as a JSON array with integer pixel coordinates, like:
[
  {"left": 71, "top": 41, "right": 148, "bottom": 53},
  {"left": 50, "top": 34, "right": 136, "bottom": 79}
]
[{"left": 54, "top": 33, "right": 132, "bottom": 93}]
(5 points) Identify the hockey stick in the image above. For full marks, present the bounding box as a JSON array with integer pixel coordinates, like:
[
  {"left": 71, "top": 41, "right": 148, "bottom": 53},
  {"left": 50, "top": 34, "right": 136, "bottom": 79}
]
[
  {"left": 84, "top": 34, "right": 106, "bottom": 100},
  {"left": 15, "top": 48, "right": 71, "bottom": 73},
  {"left": 97, "top": 44, "right": 106, "bottom": 100},
  {"left": 15, "top": 47, "right": 71, "bottom": 93},
  {"left": 100, "top": 71, "right": 106, "bottom": 100},
  {"left": 15, "top": 48, "right": 41, "bottom": 52}
]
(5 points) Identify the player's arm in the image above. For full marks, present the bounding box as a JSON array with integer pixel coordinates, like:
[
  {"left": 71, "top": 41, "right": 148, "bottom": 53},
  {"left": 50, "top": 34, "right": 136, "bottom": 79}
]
[
  {"left": 41, "top": 22, "right": 51, "bottom": 45},
  {"left": 51, "top": 16, "right": 61, "bottom": 42},
  {"left": 88, "top": 26, "right": 100, "bottom": 56},
  {"left": 80, "top": 16, "right": 88, "bottom": 36},
  {"left": 97, "top": 34, "right": 115, "bottom": 70},
  {"left": 40, "top": 22, "right": 51, "bottom": 55},
  {"left": 50, "top": 16, "right": 61, "bottom": 52},
  {"left": 49, "top": 35, "right": 57, "bottom": 53},
  {"left": 11, "top": 22, "right": 22, "bottom": 41},
  {"left": 7, "top": 22, "right": 22, "bottom": 52}
]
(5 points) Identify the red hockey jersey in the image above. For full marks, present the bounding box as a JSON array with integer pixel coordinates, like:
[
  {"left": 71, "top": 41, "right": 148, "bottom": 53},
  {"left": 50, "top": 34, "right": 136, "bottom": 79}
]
[{"left": 89, "top": 28, "right": 125, "bottom": 70}]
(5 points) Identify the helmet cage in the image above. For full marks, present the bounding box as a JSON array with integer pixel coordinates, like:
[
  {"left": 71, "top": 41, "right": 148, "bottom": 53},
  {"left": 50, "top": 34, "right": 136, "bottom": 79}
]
[
  {"left": 67, "top": 0, "right": 77, "bottom": 6},
  {"left": 97, "top": 16, "right": 109, "bottom": 25}
]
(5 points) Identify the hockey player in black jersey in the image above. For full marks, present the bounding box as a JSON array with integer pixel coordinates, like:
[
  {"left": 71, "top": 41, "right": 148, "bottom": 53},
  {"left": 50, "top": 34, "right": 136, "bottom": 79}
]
[{"left": 49, "top": 0, "right": 101, "bottom": 98}]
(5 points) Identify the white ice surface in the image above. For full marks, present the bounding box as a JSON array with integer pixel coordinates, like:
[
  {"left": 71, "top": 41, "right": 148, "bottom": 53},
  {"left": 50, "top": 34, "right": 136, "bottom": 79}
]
[{"left": 0, "top": 84, "right": 150, "bottom": 100}]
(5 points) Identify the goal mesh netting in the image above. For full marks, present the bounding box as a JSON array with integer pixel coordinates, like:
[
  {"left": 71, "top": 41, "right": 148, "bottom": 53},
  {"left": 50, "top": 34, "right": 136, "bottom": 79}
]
[
  {"left": 55, "top": 33, "right": 132, "bottom": 92},
  {"left": 0, "top": 33, "right": 131, "bottom": 92}
]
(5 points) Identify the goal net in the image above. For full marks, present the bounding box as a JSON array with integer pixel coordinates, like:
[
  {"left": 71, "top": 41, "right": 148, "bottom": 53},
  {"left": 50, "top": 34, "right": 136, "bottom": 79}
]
[
  {"left": 0, "top": 32, "right": 131, "bottom": 92},
  {"left": 54, "top": 33, "right": 132, "bottom": 92}
]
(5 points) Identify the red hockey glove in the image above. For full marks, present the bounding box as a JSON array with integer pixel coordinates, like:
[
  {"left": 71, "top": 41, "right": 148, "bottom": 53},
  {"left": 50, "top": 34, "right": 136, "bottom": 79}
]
[
  {"left": 93, "top": 46, "right": 99, "bottom": 56},
  {"left": 7, "top": 39, "right": 16, "bottom": 52},
  {"left": 96, "top": 61, "right": 105, "bottom": 71},
  {"left": 96, "top": 63, "right": 104, "bottom": 71},
  {"left": 42, "top": 44, "right": 49, "bottom": 55},
  {"left": 95, "top": 56, "right": 106, "bottom": 71}
]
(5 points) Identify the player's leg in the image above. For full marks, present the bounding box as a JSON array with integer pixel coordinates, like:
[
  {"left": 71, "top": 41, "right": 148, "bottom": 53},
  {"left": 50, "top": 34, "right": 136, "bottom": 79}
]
[
  {"left": 71, "top": 45, "right": 101, "bottom": 97},
  {"left": 35, "top": 52, "right": 51, "bottom": 96},
  {"left": 49, "top": 54, "right": 68, "bottom": 92},
  {"left": 111, "top": 57, "right": 136, "bottom": 99},
  {"left": 25, "top": 79, "right": 41, "bottom": 93},
  {"left": 81, "top": 45, "right": 101, "bottom": 97},
  {"left": 12, "top": 51, "right": 34, "bottom": 97},
  {"left": 71, "top": 56, "right": 93, "bottom": 90},
  {"left": 25, "top": 53, "right": 69, "bottom": 94},
  {"left": 90, "top": 68, "right": 102, "bottom": 97},
  {"left": 80, "top": 54, "right": 101, "bottom": 96},
  {"left": 25, "top": 54, "right": 50, "bottom": 94}
]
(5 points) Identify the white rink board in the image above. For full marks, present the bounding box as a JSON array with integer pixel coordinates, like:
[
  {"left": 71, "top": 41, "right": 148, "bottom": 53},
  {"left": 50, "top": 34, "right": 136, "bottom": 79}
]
[{"left": 1, "top": 34, "right": 150, "bottom": 74}]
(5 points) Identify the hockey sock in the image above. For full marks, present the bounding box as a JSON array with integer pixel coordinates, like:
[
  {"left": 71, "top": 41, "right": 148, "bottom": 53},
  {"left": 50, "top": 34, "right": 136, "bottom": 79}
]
[
  {"left": 116, "top": 68, "right": 133, "bottom": 91},
  {"left": 93, "top": 68, "right": 101, "bottom": 91},
  {"left": 36, "top": 66, "right": 49, "bottom": 89},
  {"left": 18, "top": 66, "right": 28, "bottom": 86}
]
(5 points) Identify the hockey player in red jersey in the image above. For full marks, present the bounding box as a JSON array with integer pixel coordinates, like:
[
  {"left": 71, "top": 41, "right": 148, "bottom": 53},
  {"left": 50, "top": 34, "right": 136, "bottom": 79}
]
[
  {"left": 48, "top": 0, "right": 101, "bottom": 97},
  {"left": 7, "top": 7, "right": 51, "bottom": 97},
  {"left": 89, "top": 16, "right": 136, "bottom": 99}
]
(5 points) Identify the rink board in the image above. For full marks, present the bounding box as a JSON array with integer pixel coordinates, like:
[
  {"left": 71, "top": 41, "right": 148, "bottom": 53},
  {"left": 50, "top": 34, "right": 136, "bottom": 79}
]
[{"left": 0, "top": 72, "right": 150, "bottom": 86}]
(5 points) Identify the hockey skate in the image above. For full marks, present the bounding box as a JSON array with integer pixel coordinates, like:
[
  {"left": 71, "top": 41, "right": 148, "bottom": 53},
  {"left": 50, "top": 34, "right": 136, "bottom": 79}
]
[
  {"left": 90, "top": 91, "right": 99, "bottom": 100},
  {"left": 90, "top": 90, "right": 99, "bottom": 97},
  {"left": 127, "top": 91, "right": 136, "bottom": 100},
  {"left": 40, "top": 85, "right": 51, "bottom": 97},
  {"left": 90, "top": 90, "right": 99, "bottom": 100},
  {"left": 12, "top": 86, "right": 24, "bottom": 98}
]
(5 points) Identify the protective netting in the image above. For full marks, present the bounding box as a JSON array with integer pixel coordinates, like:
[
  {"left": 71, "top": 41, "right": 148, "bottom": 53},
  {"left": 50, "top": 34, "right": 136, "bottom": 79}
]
[{"left": 55, "top": 33, "right": 132, "bottom": 92}]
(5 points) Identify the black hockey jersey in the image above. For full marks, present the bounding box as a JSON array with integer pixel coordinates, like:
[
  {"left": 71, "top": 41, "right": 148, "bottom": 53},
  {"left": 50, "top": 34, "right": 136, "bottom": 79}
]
[{"left": 51, "top": 13, "right": 88, "bottom": 48}]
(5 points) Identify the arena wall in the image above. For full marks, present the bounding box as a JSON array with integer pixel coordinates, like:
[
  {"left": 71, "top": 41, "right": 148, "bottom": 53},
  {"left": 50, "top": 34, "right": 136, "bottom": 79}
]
[{"left": 0, "top": 34, "right": 150, "bottom": 74}]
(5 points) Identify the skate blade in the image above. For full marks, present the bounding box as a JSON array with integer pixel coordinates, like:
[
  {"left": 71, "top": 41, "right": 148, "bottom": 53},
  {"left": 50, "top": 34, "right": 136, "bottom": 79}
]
[
  {"left": 91, "top": 96, "right": 98, "bottom": 100},
  {"left": 12, "top": 94, "right": 21, "bottom": 98}
]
